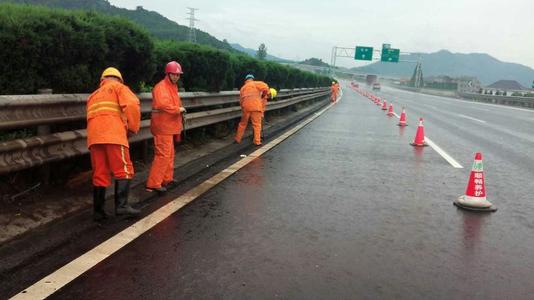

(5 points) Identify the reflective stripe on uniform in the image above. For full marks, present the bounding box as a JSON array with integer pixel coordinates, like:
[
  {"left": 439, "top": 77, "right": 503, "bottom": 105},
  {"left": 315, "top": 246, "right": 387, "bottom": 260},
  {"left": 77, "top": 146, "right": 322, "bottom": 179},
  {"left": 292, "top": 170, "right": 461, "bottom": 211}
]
[
  {"left": 120, "top": 145, "right": 131, "bottom": 179},
  {"left": 87, "top": 101, "right": 121, "bottom": 114}
]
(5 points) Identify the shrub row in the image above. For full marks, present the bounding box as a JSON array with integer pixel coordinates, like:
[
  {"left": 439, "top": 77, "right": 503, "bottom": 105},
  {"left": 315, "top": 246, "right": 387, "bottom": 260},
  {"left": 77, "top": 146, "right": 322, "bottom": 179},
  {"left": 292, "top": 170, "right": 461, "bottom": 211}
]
[
  {"left": 0, "top": 4, "right": 154, "bottom": 93},
  {"left": 0, "top": 4, "right": 331, "bottom": 94},
  {"left": 151, "top": 41, "right": 332, "bottom": 92}
]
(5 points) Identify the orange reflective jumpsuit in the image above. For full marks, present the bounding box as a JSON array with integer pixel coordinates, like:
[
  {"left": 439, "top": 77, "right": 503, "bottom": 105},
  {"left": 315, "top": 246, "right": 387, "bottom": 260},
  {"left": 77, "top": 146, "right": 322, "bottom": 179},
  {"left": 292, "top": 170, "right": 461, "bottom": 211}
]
[
  {"left": 146, "top": 77, "right": 183, "bottom": 189},
  {"left": 331, "top": 83, "right": 339, "bottom": 102},
  {"left": 87, "top": 79, "right": 141, "bottom": 187},
  {"left": 234, "top": 80, "right": 269, "bottom": 145}
]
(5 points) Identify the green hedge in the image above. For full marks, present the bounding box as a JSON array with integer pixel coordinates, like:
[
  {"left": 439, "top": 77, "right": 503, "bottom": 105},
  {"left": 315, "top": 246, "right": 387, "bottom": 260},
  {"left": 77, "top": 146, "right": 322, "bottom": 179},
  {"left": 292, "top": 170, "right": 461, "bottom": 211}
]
[
  {"left": 152, "top": 41, "right": 232, "bottom": 92},
  {"left": 0, "top": 4, "right": 154, "bottom": 93},
  {"left": 0, "top": 3, "right": 331, "bottom": 94},
  {"left": 151, "top": 40, "right": 331, "bottom": 92}
]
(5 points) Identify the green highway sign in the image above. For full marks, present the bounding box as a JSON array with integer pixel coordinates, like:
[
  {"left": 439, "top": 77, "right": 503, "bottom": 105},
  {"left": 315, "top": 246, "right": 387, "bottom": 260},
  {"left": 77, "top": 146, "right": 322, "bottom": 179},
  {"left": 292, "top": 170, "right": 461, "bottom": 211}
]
[
  {"left": 532, "top": 80, "right": 534, "bottom": 88},
  {"left": 355, "top": 46, "right": 373, "bottom": 61},
  {"left": 381, "top": 47, "right": 400, "bottom": 62}
]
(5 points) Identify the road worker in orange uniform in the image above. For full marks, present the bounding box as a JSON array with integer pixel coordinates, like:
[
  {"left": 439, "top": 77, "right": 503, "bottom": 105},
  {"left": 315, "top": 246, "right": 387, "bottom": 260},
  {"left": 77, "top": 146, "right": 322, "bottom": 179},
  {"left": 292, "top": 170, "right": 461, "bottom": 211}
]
[
  {"left": 87, "top": 67, "right": 141, "bottom": 221},
  {"left": 330, "top": 81, "right": 339, "bottom": 102},
  {"left": 146, "top": 61, "right": 186, "bottom": 193},
  {"left": 234, "top": 74, "right": 270, "bottom": 146}
]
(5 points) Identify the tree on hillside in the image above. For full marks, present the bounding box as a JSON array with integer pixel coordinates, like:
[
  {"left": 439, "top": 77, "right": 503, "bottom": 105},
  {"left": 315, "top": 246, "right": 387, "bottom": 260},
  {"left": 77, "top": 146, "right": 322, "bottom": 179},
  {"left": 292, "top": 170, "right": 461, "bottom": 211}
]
[
  {"left": 300, "top": 58, "right": 329, "bottom": 67},
  {"left": 257, "top": 43, "right": 267, "bottom": 60}
]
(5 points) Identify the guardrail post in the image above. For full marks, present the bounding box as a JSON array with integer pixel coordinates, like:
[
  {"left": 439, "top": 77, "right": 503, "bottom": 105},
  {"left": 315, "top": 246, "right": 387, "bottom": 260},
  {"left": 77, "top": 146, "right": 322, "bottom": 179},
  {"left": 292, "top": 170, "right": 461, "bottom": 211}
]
[{"left": 37, "top": 88, "right": 53, "bottom": 184}]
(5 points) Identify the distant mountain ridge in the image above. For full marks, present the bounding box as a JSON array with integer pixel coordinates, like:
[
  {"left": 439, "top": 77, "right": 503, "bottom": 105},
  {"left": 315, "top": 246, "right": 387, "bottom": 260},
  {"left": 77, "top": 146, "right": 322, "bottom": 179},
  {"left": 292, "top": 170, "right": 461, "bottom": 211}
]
[
  {"left": 353, "top": 50, "right": 534, "bottom": 87},
  {"left": 0, "top": 0, "right": 237, "bottom": 52}
]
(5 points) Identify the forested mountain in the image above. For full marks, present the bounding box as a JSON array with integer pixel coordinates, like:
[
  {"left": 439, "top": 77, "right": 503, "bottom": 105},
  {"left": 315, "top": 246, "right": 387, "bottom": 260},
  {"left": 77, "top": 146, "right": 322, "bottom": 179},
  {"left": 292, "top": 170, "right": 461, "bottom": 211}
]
[
  {"left": 353, "top": 50, "right": 534, "bottom": 87},
  {"left": 0, "top": 0, "right": 237, "bottom": 52}
]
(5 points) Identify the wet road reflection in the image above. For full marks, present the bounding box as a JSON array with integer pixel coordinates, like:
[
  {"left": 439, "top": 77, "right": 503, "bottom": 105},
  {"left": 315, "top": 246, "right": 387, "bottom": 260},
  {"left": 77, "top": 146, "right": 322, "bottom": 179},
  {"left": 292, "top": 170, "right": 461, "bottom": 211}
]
[{"left": 50, "top": 86, "right": 534, "bottom": 299}]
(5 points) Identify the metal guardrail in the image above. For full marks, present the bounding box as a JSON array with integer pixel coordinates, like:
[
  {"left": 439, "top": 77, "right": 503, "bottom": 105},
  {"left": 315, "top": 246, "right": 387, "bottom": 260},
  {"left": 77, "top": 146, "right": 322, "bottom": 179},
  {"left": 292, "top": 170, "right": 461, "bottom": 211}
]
[
  {"left": 0, "top": 88, "right": 320, "bottom": 131},
  {"left": 458, "top": 92, "right": 534, "bottom": 108},
  {"left": 390, "top": 85, "right": 534, "bottom": 109},
  {"left": 0, "top": 88, "right": 329, "bottom": 174}
]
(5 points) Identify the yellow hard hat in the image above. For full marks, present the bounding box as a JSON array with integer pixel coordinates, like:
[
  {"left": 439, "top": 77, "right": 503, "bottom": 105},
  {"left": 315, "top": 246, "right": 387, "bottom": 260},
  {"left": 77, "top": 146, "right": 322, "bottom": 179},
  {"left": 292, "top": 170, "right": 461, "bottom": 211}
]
[
  {"left": 269, "top": 88, "right": 277, "bottom": 98},
  {"left": 101, "top": 67, "right": 123, "bottom": 82}
]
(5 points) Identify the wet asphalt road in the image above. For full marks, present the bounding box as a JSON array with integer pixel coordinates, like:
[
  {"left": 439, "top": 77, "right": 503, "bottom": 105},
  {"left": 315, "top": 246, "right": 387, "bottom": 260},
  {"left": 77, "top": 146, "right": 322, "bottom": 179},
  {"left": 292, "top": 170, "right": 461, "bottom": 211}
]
[{"left": 24, "top": 84, "right": 534, "bottom": 298}]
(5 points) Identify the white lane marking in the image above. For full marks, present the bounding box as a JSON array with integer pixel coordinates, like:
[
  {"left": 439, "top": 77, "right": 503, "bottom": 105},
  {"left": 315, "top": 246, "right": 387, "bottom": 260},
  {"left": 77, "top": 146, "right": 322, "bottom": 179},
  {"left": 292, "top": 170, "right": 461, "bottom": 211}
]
[
  {"left": 391, "top": 109, "right": 463, "bottom": 169},
  {"left": 392, "top": 112, "right": 400, "bottom": 118},
  {"left": 424, "top": 137, "right": 463, "bottom": 169},
  {"left": 11, "top": 96, "right": 340, "bottom": 300},
  {"left": 457, "top": 114, "right": 486, "bottom": 123}
]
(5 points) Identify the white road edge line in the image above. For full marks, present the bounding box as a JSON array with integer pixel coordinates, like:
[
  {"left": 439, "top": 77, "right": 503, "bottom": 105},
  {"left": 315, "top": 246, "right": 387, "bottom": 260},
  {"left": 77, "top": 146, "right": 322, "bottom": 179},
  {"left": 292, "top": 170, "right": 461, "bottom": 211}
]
[
  {"left": 392, "top": 108, "right": 463, "bottom": 169},
  {"left": 11, "top": 95, "right": 340, "bottom": 300}
]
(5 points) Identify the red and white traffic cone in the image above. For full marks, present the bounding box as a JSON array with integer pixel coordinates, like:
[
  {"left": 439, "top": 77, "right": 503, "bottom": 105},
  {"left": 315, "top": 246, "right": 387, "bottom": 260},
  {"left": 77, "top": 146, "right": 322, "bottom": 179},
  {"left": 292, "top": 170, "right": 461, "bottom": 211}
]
[
  {"left": 398, "top": 107, "right": 407, "bottom": 126},
  {"left": 387, "top": 103, "right": 394, "bottom": 116},
  {"left": 381, "top": 100, "right": 387, "bottom": 110},
  {"left": 454, "top": 152, "right": 497, "bottom": 212},
  {"left": 410, "top": 118, "right": 427, "bottom": 146}
]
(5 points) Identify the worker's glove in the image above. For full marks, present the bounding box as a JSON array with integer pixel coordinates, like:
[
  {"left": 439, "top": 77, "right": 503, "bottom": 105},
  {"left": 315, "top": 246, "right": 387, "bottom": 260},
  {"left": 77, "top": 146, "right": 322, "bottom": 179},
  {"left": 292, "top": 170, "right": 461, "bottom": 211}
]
[{"left": 179, "top": 107, "right": 187, "bottom": 113}]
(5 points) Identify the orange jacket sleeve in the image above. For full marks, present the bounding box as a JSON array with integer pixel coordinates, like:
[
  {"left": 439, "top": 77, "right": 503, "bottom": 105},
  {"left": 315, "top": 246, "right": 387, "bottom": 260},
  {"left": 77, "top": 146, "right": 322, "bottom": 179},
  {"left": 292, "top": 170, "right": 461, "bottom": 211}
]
[
  {"left": 152, "top": 81, "right": 180, "bottom": 114},
  {"left": 150, "top": 79, "right": 183, "bottom": 135},
  {"left": 117, "top": 85, "right": 141, "bottom": 133},
  {"left": 255, "top": 81, "right": 270, "bottom": 97},
  {"left": 255, "top": 81, "right": 270, "bottom": 112}
]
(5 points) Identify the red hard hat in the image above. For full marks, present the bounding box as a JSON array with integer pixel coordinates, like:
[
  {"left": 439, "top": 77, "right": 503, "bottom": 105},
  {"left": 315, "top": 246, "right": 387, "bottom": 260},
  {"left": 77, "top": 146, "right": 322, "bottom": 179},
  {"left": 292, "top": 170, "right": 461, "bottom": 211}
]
[{"left": 165, "top": 61, "right": 183, "bottom": 74}]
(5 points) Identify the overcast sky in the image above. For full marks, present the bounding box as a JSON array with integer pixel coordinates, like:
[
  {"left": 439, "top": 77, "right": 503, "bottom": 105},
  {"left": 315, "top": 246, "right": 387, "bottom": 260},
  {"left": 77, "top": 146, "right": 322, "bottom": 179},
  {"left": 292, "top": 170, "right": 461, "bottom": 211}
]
[{"left": 108, "top": 0, "right": 534, "bottom": 69}]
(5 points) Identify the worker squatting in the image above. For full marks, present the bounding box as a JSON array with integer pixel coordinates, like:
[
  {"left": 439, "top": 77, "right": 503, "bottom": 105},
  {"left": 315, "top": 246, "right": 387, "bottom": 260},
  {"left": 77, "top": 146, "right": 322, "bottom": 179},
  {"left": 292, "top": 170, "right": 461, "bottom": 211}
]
[{"left": 87, "top": 63, "right": 293, "bottom": 221}]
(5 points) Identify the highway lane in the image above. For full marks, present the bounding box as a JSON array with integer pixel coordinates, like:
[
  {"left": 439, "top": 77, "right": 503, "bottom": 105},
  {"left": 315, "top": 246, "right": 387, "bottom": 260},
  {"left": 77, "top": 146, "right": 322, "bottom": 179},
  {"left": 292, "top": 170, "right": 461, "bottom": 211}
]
[
  {"left": 371, "top": 86, "right": 534, "bottom": 272},
  {"left": 376, "top": 86, "right": 534, "bottom": 204},
  {"left": 379, "top": 86, "right": 534, "bottom": 154},
  {"left": 9, "top": 83, "right": 534, "bottom": 299}
]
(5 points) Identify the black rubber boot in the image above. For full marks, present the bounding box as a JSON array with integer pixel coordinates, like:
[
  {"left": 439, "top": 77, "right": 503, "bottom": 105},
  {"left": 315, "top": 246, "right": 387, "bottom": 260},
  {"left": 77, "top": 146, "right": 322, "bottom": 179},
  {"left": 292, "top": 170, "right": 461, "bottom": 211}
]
[
  {"left": 114, "top": 179, "right": 140, "bottom": 217},
  {"left": 145, "top": 186, "right": 167, "bottom": 194},
  {"left": 93, "top": 186, "right": 108, "bottom": 221}
]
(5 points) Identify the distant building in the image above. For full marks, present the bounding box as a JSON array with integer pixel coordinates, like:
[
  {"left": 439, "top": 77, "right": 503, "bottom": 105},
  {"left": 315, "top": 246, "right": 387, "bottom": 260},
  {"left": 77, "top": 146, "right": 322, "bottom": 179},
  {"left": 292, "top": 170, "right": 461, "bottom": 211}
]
[{"left": 483, "top": 80, "right": 527, "bottom": 96}]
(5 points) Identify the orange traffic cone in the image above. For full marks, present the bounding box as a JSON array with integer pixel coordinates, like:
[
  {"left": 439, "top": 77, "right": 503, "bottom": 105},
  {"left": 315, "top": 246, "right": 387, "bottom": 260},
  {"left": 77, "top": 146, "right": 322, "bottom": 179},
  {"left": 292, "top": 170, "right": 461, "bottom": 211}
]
[
  {"left": 387, "top": 103, "right": 394, "bottom": 116},
  {"left": 454, "top": 152, "right": 497, "bottom": 212},
  {"left": 376, "top": 98, "right": 381, "bottom": 106},
  {"left": 398, "top": 107, "right": 407, "bottom": 126},
  {"left": 410, "top": 118, "right": 427, "bottom": 146},
  {"left": 381, "top": 100, "right": 387, "bottom": 110}
]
